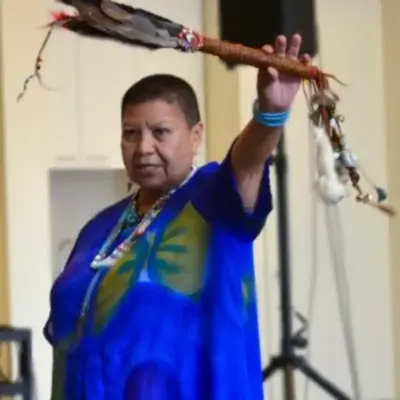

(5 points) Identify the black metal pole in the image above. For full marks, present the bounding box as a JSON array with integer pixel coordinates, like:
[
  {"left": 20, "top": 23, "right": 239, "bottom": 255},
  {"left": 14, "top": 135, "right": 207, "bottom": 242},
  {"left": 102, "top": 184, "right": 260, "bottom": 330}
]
[
  {"left": 262, "top": 134, "right": 351, "bottom": 400},
  {"left": 274, "top": 135, "right": 293, "bottom": 359},
  {"left": 271, "top": 134, "right": 296, "bottom": 399}
]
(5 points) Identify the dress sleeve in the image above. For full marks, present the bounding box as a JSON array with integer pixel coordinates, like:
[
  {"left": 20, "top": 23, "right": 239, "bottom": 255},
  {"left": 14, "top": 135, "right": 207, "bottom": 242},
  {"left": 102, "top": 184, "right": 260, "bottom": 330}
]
[
  {"left": 192, "top": 149, "right": 273, "bottom": 241},
  {"left": 42, "top": 235, "right": 82, "bottom": 345}
]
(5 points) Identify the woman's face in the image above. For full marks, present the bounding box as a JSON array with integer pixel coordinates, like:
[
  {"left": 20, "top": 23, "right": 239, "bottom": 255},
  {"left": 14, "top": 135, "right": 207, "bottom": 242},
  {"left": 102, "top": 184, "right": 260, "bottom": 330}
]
[{"left": 121, "top": 99, "right": 202, "bottom": 193}]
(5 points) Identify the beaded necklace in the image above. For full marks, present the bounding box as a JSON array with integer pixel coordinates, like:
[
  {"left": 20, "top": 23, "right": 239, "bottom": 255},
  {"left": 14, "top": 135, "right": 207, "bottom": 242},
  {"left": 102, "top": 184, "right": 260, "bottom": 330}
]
[{"left": 90, "top": 168, "right": 196, "bottom": 269}]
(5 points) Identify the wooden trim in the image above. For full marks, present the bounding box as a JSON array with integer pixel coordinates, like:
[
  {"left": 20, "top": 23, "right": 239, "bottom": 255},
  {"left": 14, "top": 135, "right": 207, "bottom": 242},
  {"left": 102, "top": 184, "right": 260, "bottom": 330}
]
[{"left": 0, "top": 3, "right": 11, "bottom": 375}]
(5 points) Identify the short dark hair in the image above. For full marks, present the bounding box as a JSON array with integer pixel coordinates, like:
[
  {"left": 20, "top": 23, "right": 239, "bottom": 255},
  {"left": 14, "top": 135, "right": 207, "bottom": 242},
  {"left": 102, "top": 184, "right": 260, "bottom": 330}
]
[{"left": 121, "top": 74, "right": 201, "bottom": 126}]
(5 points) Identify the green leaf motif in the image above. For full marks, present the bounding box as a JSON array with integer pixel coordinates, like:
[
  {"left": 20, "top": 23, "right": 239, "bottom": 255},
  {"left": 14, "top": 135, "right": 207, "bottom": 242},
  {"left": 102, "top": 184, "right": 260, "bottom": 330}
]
[
  {"left": 94, "top": 233, "right": 154, "bottom": 331},
  {"left": 148, "top": 203, "right": 209, "bottom": 297},
  {"left": 241, "top": 275, "right": 255, "bottom": 318}
]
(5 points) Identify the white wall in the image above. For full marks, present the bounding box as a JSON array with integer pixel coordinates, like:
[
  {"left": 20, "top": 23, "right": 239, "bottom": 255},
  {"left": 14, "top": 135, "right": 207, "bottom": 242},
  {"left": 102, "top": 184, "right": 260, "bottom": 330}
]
[{"left": 49, "top": 170, "right": 128, "bottom": 279}]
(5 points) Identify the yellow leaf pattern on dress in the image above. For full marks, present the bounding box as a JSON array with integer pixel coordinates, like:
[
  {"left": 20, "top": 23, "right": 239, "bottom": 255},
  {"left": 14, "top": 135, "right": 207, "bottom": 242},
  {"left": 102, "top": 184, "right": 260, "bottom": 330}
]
[
  {"left": 241, "top": 276, "right": 255, "bottom": 318},
  {"left": 148, "top": 203, "right": 209, "bottom": 296},
  {"left": 94, "top": 233, "right": 155, "bottom": 331}
]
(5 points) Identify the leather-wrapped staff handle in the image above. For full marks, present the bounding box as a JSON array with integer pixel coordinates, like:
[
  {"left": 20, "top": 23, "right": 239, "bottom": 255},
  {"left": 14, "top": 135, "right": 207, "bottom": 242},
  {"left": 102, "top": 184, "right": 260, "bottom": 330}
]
[
  {"left": 201, "top": 37, "right": 320, "bottom": 79},
  {"left": 175, "top": 30, "right": 343, "bottom": 85}
]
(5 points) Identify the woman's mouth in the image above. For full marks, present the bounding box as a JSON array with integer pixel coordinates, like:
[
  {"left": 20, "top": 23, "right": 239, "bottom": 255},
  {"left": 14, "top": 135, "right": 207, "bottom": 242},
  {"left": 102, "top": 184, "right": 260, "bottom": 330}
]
[{"left": 136, "top": 164, "right": 160, "bottom": 174}]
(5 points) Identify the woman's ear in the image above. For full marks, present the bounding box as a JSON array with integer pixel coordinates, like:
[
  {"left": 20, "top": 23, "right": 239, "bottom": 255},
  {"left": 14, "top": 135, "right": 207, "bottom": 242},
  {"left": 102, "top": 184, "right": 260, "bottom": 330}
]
[{"left": 190, "top": 121, "right": 204, "bottom": 155}]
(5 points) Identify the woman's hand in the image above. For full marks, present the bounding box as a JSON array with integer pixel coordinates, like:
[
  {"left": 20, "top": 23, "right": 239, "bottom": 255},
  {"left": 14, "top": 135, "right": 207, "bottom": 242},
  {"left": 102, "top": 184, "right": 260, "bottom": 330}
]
[
  {"left": 231, "top": 34, "right": 312, "bottom": 212},
  {"left": 257, "top": 34, "right": 311, "bottom": 112}
]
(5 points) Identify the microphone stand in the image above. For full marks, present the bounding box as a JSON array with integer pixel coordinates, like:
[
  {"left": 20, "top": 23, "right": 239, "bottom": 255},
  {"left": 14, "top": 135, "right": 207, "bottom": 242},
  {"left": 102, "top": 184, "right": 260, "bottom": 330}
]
[{"left": 262, "top": 134, "right": 351, "bottom": 400}]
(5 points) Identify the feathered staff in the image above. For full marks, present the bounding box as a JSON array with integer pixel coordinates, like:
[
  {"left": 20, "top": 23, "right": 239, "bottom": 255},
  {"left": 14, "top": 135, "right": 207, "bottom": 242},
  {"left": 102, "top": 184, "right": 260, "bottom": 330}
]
[{"left": 18, "top": 0, "right": 396, "bottom": 216}]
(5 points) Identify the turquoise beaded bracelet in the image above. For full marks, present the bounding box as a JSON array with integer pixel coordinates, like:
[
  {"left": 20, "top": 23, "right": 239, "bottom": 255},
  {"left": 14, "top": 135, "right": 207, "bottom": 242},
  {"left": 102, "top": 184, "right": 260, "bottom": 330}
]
[{"left": 252, "top": 100, "right": 290, "bottom": 128}]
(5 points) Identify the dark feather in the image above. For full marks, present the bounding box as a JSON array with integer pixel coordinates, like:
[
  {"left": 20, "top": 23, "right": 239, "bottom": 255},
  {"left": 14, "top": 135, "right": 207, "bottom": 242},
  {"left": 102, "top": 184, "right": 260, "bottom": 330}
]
[
  {"left": 63, "top": 19, "right": 169, "bottom": 50},
  {"left": 56, "top": 0, "right": 185, "bottom": 49},
  {"left": 115, "top": 4, "right": 182, "bottom": 28}
]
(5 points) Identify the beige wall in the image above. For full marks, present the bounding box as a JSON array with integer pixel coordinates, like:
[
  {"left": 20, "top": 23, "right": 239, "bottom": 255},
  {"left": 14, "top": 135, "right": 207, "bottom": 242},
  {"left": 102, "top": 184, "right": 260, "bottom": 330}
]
[
  {"left": 0, "top": 3, "right": 10, "bottom": 372},
  {"left": 202, "top": 0, "right": 239, "bottom": 161},
  {"left": 382, "top": 0, "right": 400, "bottom": 395}
]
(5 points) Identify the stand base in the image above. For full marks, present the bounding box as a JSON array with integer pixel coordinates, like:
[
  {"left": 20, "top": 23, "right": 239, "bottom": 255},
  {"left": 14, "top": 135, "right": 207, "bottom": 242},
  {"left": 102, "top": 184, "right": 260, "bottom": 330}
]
[{"left": 263, "top": 354, "right": 351, "bottom": 400}]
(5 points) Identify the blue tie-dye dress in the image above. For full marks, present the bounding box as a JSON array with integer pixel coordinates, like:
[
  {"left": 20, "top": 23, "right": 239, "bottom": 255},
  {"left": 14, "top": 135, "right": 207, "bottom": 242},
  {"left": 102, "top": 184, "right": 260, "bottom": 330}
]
[{"left": 44, "top": 153, "right": 272, "bottom": 399}]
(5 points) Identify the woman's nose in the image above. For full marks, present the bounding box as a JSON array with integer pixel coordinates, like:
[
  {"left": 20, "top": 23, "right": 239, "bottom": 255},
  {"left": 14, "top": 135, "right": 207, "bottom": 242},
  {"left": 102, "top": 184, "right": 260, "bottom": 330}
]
[{"left": 136, "top": 131, "right": 155, "bottom": 155}]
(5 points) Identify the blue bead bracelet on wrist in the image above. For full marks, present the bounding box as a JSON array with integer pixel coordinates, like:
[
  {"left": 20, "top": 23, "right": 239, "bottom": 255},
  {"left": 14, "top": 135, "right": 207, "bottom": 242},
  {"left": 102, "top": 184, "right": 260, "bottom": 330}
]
[{"left": 252, "top": 100, "right": 290, "bottom": 128}]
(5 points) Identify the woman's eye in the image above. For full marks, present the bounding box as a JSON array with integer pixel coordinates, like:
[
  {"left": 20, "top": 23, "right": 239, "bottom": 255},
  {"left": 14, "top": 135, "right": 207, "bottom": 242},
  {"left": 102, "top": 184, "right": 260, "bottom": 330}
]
[
  {"left": 153, "top": 128, "right": 170, "bottom": 137},
  {"left": 123, "top": 129, "right": 137, "bottom": 138}
]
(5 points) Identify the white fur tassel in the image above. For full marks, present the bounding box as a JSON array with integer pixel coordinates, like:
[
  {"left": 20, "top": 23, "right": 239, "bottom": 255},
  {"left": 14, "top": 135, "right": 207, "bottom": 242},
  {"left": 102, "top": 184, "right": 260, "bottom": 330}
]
[{"left": 312, "top": 125, "right": 348, "bottom": 204}]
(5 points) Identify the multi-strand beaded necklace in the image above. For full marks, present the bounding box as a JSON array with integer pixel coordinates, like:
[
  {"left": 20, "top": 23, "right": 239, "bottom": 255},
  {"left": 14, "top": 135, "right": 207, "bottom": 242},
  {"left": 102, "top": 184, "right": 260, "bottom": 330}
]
[{"left": 90, "top": 168, "right": 196, "bottom": 269}]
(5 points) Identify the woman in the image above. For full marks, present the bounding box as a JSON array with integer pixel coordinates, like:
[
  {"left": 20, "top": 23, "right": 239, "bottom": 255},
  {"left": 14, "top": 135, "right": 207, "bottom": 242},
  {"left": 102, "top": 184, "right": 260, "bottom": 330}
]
[{"left": 44, "top": 34, "right": 309, "bottom": 399}]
